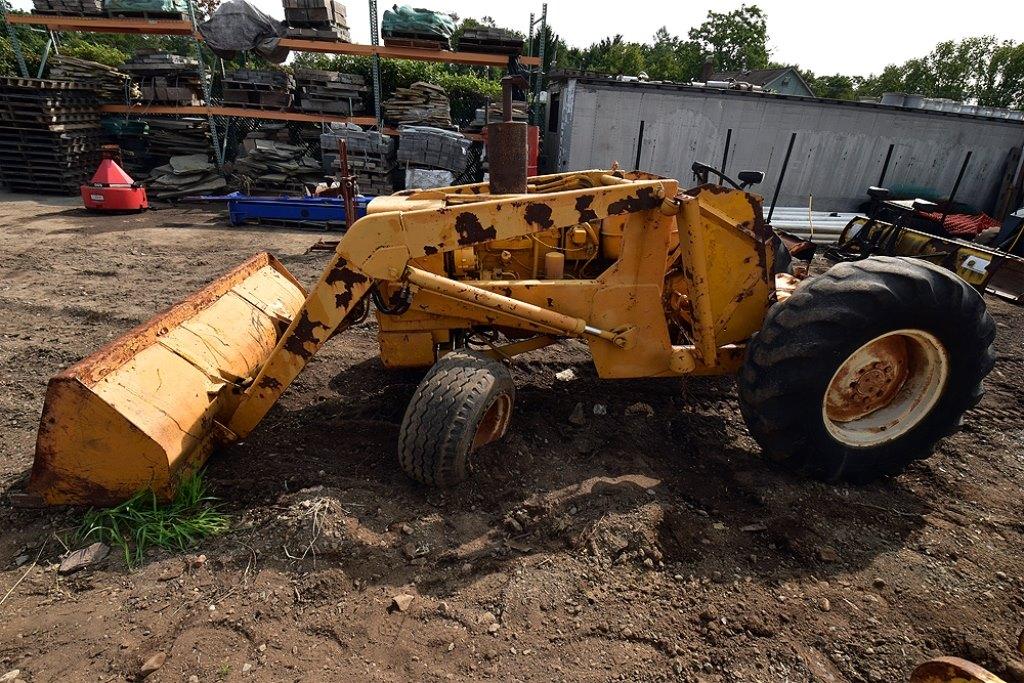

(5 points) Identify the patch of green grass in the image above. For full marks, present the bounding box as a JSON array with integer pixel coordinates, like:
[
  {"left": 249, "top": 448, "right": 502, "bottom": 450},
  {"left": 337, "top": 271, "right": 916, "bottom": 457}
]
[{"left": 77, "top": 471, "right": 230, "bottom": 567}]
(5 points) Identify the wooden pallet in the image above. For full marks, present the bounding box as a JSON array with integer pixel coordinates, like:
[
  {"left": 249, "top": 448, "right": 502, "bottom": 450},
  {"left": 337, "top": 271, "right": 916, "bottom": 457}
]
[{"left": 383, "top": 35, "right": 449, "bottom": 51}]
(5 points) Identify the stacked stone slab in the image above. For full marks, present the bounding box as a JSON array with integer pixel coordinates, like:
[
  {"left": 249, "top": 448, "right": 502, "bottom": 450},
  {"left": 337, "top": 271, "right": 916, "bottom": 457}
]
[
  {"left": 383, "top": 81, "right": 451, "bottom": 128},
  {"left": 120, "top": 50, "right": 205, "bottom": 105},
  {"left": 234, "top": 133, "right": 323, "bottom": 195},
  {"left": 31, "top": 0, "right": 102, "bottom": 15},
  {"left": 294, "top": 68, "right": 365, "bottom": 115},
  {"left": 283, "top": 0, "right": 350, "bottom": 41},
  {"left": 48, "top": 56, "right": 139, "bottom": 103},
  {"left": 396, "top": 125, "right": 470, "bottom": 173},
  {"left": 457, "top": 27, "right": 524, "bottom": 55},
  {"left": 222, "top": 69, "right": 294, "bottom": 109},
  {"left": 321, "top": 123, "right": 395, "bottom": 196}
]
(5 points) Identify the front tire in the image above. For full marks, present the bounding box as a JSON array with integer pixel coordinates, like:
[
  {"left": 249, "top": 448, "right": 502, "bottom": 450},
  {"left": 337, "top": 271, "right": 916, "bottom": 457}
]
[
  {"left": 738, "top": 256, "right": 995, "bottom": 483},
  {"left": 398, "top": 350, "right": 515, "bottom": 487}
]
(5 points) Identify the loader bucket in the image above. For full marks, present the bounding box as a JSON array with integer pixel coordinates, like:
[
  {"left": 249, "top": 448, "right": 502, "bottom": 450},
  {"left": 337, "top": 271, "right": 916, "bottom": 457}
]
[{"left": 28, "top": 253, "right": 306, "bottom": 506}]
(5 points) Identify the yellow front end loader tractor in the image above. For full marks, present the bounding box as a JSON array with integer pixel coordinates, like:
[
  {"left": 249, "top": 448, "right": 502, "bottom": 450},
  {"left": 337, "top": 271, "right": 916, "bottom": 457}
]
[{"left": 24, "top": 161, "right": 996, "bottom": 506}]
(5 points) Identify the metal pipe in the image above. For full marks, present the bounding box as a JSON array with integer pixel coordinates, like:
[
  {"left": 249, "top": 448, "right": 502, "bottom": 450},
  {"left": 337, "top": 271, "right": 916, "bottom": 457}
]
[
  {"left": 767, "top": 132, "right": 797, "bottom": 224},
  {"left": 36, "top": 37, "right": 52, "bottom": 79},
  {"left": 404, "top": 266, "right": 618, "bottom": 342},
  {"left": 719, "top": 128, "right": 732, "bottom": 185},
  {"left": 878, "top": 143, "right": 895, "bottom": 187},
  {"left": 634, "top": 120, "right": 645, "bottom": 169},
  {"left": 940, "top": 151, "right": 972, "bottom": 230}
]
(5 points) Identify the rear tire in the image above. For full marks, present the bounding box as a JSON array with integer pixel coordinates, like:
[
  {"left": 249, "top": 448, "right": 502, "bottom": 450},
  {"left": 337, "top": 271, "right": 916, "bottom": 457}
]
[
  {"left": 738, "top": 256, "right": 995, "bottom": 483},
  {"left": 398, "top": 350, "right": 515, "bottom": 487}
]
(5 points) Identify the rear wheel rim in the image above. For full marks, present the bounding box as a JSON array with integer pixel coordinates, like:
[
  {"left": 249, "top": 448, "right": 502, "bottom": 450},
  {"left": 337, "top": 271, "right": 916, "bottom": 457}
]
[
  {"left": 823, "top": 329, "right": 949, "bottom": 448},
  {"left": 472, "top": 393, "right": 512, "bottom": 450}
]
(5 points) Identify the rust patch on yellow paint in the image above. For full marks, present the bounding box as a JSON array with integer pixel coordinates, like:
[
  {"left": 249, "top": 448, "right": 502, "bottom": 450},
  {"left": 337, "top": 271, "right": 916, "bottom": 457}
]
[
  {"left": 575, "top": 194, "right": 598, "bottom": 223},
  {"left": 607, "top": 186, "right": 659, "bottom": 215},
  {"left": 524, "top": 202, "right": 554, "bottom": 229},
  {"left": 455, "top": 213, "right": 497, "bottom": 245}
]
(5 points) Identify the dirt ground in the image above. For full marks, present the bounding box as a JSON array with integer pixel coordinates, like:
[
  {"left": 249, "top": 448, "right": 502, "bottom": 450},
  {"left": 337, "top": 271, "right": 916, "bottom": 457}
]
[{"left": 0, "top": 193, "right": 1023, "bottom": 683}]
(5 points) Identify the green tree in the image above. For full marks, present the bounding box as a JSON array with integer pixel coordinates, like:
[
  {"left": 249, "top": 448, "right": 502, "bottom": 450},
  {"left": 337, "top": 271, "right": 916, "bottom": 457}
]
[
  {"left": 688, "top": 4, "right": 769, "bottom": 72},
  {"left": 802, "top": 71, "right": 855, "bottom": 100},
  {"left": 644, "top": 27, "right": 701, "bottom": 81},
  {"left": 980, "top": 42, "right": 1024, "bottom": 107},
  {"left": 928, "top": 36, "right": 998, "bottom": 101}
]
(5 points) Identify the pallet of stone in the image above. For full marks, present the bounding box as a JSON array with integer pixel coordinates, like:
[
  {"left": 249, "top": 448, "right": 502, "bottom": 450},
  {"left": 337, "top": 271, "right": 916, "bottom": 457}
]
[
  {"left": 121, "top": 51, "right": 205, "bottom": 104},
  {"left": 146, "top": 153, "right": 225, "bottom": 200},
  {"left": 323, "top": 150, "right": 393, "bottom": 173},
  {"left": 223, "top": 91, "right": 293, "bottom": 109},
  {"left": 285, "top": 25, "right": 350, "bottom": 41},
  {"left": 233, "top": 137, "right": 323, "bottom": 195},
  {"left": 120, "top": 50, "right": 199, "bottom": 74},
  {"left": 140, "top": 117, "right": 211, "bottom": 169},
  {"left": 296, "top": 71, "right": 365, "bottom": 114},
  {"left": 298, "top": 99, "right": 357, "bottom": 115},
  {"left": 224, "top": 69, "right": 294, "bottom": 88},
  {"left": 282, "top": 0, "right": 347, "bottom": 25},
  {"left": 319, "top": 124, "right": 395, "bottom": 195},
  {"left": 140, "top": 80, "right": 203, "bottom": 105},
  {"left": 48, "top": 56, "right": 138, "bottom": 102},
  {"left": 104, "top": 0, "right": 189, "bottom": 20},
  {"left": 297, "top": 83, "right": 365, "bottom": 104},
  {"left": 466, "top": 101, "right": 527, "bottom": 131},
  {"left": 382, "top": 34, "right": 449, "bottom": 50},
  {"left": 223, "top": 70, "right": 294, "bottom": 109},
  {"left": 293, "top": 68, "right": 364, "bottom": 90},
  {"left": 31, "top": 0, "right": 103, "bottom": 15},
  {"left": 283, "top": 2, "right": 346, "bottom": 25},
  {"left": 396, "top": 125, "right": 469, "bottom": 173},
  {"left": 383, "top": 81, "right": 451, "bottom": 128},
  {"left": 457, "top": 27, "right": 524, "bottom": 55},
  {"left": 319, "top": 123, "right": 394, "bottom": 155}
]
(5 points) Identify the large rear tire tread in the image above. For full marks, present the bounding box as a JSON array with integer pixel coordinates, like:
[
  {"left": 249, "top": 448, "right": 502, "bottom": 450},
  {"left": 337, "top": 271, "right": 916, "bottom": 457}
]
[
  {"left": 738, "top": 256, "right": 995, "bottom": 483},
  {"left": 399, "top": 350, "right": 515, "bottom": 487}
]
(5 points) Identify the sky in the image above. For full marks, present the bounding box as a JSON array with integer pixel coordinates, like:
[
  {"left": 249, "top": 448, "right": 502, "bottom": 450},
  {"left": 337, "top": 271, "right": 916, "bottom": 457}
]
[{"left": 12, "top": 0, "right": 1024, "bottom": 76}]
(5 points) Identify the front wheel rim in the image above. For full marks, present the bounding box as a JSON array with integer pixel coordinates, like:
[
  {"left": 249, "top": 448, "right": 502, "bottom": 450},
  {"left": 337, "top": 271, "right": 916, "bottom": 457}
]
[
  {"left": 823, "top": 329, "right": 949, "bottom": 448},
  {"left": 472, "top": 394, "right": 513, "bottom": 449}
]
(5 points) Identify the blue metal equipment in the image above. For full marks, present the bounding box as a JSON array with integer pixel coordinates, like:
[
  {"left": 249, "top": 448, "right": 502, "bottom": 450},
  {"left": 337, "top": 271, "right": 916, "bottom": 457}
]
[{"left": 227, "top": 195, "right": 372, "bottom": 231}]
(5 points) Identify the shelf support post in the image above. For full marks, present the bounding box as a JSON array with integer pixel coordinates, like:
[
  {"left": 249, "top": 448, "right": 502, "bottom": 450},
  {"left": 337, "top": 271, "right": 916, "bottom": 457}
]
[
  {"left": 368, "top": 0, "right": 382, "bottom": 126},
  {"left": 1, "top": 0, "right": 30, "bottom": 78},
  {"left": 185, "top": 0, "right": 224, "bottom": 168}
]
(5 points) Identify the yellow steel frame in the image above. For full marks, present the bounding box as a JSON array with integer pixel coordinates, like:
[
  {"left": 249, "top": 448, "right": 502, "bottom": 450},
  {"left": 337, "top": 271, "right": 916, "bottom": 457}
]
[
  {"left": 27, "top": 170, "right": 776, "bottom": 505},
  {"left": 226, "top": 170, "right": 776, "bottom": 439}
]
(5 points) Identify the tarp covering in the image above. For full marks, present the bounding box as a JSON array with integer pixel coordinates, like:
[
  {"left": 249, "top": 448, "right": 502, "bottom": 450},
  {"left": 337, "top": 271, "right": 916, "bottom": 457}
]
[
  {"left": 381, "top": 5, "right": 456, "bottom": 42},
  {"left": 106, "top": 0, "right": 188, "bottom": 13},
  {"left": 197, "top": 0, "right": 289, "bottom": 64}
]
